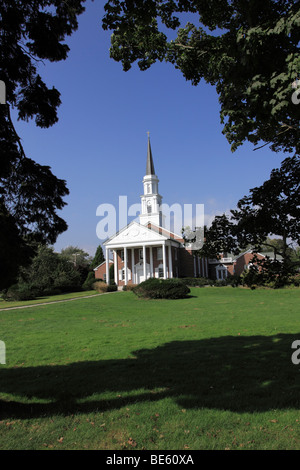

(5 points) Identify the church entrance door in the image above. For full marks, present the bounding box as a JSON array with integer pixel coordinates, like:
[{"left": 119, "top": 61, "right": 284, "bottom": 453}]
[{"left": 135, "top": 263, "right": 150, "bottom": 284}]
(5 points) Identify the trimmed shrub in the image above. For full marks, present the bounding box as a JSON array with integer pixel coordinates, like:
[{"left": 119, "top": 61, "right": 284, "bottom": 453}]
[
  {"left": 93, "top": 281, "right": 117, "bottom": 293},
  {"left": 93, "top": 281, "right": 108, "bottom": 293},
  {"left": 123, "top": 284, "right": 138, "bottom": 291},
  {"left": 133, "top": 278, "right": 190, "bottom": 299},
  {"left": 107, "top": 283, "right": 118, "bottom": 292},
  {"left": 212, "top": 279, "right": 227, "bottom": 287}
]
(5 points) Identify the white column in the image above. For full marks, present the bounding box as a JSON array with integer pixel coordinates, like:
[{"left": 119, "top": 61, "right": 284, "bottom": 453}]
[
  {"left": 131, "top": 248, "right": 135, "bottom": 284},
  {"left": 113, "top": 250, "right": 118, "bottom": 285},
  {"left": 143, "top": 245, "right": 146, "bottom": 280},
  {"left": 150, "top": 246, "right": 153, "bottom": 278},
  {"left": 124, "top": 246, "right": 128, "bottom": 285},
  {"left": 106, "top": 248, "right": 110, "bottom": 285},
  {"left": 162, "top": 243, "right": 167, "bottom": 279},
  {"left": 168, "top": 244, "right": 173, "bottom": 279}
]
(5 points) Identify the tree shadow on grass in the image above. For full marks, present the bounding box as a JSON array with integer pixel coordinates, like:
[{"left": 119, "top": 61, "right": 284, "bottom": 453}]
[{"left": 1, "top": 333, "right": 300, "bottom": 419}]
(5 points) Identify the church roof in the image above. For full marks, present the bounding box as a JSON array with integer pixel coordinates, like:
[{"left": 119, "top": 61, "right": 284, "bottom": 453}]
[
  {"left": 146, "top": 135, "right": 155, "bottom": 175},
  {"left": 146, "top": 222, "right": 184, "bottom": 243},
  {"left": 103, "top": 220, "right": 170, "bottom": 247},
  {"left": 93, "top": 260, "right": 113, "bottom": 271}
]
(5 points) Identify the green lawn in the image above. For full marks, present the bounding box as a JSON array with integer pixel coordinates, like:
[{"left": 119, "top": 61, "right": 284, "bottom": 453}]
[
  {"left": 0, "top": 290, "right": 100, "bottom": 310},
  {"left": 0, "top": 286, "right": 300, "bottom": 450}
]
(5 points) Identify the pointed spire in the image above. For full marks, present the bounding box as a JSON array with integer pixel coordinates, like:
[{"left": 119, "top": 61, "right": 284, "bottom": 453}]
[{"left": 146, "top": 132, "right": 155, "bottom": 175}]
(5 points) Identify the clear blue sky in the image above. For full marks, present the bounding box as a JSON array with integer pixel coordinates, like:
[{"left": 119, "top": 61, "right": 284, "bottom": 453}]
[{"left": 12, "top": 0, "right": 284, "bottom": 256}]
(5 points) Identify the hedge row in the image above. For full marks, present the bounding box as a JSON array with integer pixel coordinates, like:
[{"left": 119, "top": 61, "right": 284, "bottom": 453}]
[
  {"left": 132, "top": 278, "right": 190, "bottom": 299},
  {"left": 178, "top": 276, "right": 241, "bottom": 287}
]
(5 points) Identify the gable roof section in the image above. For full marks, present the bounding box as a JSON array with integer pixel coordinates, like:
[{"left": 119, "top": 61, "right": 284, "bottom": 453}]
[
  {"left": 234, "top": 248, "right": 266, "bottom": 261},
  {"left": 146, "top": 222, "right": 184, "bottom": 243},
  {"left": 93, "top": 260, "right": 113, "bottom": 271},
  {"left": 233, "top": 248, "right": 283, "bottom": 263},
  {"left": 103, "top": 221, "right": 173, "bottom": 248}
]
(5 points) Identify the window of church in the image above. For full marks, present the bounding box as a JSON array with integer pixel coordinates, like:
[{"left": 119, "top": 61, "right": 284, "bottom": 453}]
[{"left": 157, "top": 247, "right": 162, "bottom": 260}]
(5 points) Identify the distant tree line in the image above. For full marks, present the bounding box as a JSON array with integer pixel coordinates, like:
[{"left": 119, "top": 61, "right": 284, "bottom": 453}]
[{"left": 2, "top": 244, "right": 105, "bottom": 301}]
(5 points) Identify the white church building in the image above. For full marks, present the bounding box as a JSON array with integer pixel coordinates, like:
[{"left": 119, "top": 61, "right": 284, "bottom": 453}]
[{"left": 96, "top": 136, "right": 209, "bottom": 287}]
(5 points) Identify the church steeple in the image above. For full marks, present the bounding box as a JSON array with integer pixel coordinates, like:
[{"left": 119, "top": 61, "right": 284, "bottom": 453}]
[
  {"left": 139, "top": 134, "right": 164, "bottom": 227},
  {"left": 146, "top": 133, "right": 155, "bottom": 175}
]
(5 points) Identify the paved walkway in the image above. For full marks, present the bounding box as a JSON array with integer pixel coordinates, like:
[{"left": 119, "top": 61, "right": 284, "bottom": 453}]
[{"left": 0, "top": 291, "right": 119, "bottom": 311}]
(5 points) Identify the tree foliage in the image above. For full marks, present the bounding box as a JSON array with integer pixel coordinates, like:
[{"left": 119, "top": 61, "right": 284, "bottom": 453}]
[
  {"left": 0, "top": 0, "right": 86, "bottom": 289},
  {"left": 90, "top": 245, "right": 105, "bottom": 269},
  {"left": 102, "top": 0, "right": 300, "bottom": 155},
  {"left": 231, "top": 155, "right": 300, "bottom": 259},
  {"left": 60, "top": 246, "right": 91, "bottom": 267},
  {"left": 60, "top": 245, "right": 93, "bottom": 286},
  {"left": 3, "top": 245, "right": 82, "bottom": 300},
  {"left": 81, "top": 245, "right": 106, "bottom": 290},
  {"left": 260, "top": 236, "right": 300, "bottom": 267},
  {"left": 0, "top": 203, "right": 33, "bottom": 290},
  {"left": 200, "top": 155, "right": 300, "bottom": 278},
  {"left": 198, "top": 214, "right": 240, "bottom": 259},
  {"left": 1, "top": 0, "right": 86, "bottom": 125}
]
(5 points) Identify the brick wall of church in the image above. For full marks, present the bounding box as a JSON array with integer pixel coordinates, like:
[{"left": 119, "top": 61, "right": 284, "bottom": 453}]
[
  {"left": 178, "top": 248, "right": 208, "bottom": 278},
  {"left": 178, "top": 248, "right": 194, "bottom": 277},
  {"left": 234, "top": 252, "right": 265, "bottom": 276},
  {"left": 94, "top": 262, "right": 113, "bottom": 282}
]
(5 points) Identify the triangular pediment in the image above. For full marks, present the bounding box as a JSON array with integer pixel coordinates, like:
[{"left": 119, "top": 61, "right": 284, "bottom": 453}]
[{"left": 104, "top": 221, "right": 169, "bottom": 247}]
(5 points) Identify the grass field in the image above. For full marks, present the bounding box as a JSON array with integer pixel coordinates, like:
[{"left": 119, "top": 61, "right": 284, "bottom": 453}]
[
  {"left": 0, "top": 290, "right": 100, "bottom": 310},
  {"left": 0, "top": 286, "right": 300, "bottom": 450}
]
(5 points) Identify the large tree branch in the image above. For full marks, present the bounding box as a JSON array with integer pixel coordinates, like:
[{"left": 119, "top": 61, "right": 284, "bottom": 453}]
[
  {"left": 18, "top": 42, "right": 46, "bottom": 65},
  {"left": 280, "top": 122, "right": 299, "bottom": 131},
  {"left": 6, "top": 103, "right": 26, "bottom": 159},
  {"left": 253, "top": 123, "right": 294, "bottom": 151},
  {"left": 173, "top": 43, "right": 194, "bottom": 49}
]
